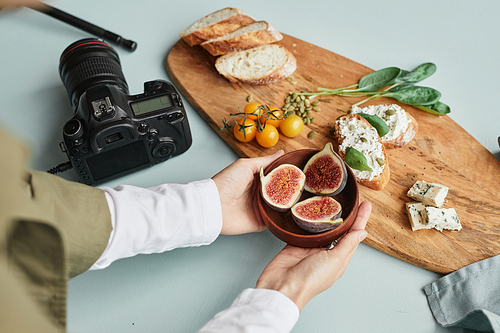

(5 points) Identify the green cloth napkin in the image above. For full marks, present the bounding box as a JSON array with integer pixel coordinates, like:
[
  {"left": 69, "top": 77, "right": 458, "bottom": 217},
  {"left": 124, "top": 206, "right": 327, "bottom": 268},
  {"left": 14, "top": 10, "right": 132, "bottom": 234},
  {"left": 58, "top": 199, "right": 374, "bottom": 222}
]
[{"left": 424, "top": 254, "right": 500, "bottom": 332}]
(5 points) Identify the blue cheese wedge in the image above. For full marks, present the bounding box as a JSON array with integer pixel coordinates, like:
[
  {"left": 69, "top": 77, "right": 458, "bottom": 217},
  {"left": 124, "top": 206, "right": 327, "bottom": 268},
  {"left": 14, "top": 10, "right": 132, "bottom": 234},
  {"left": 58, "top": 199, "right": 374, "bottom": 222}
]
[
  {"left": 405, "top": 202, "right": 430, "bottom": 231},
  {"left": 423, "top": 207, "right": 462, "bottom": 232},
  {"left": 407, "top": 180, "right": 449, "bottom": 208}
]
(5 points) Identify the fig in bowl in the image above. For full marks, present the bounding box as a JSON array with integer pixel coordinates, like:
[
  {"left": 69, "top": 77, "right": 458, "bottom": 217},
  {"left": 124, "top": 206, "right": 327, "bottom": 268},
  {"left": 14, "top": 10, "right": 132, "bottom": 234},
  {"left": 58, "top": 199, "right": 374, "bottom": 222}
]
[
  {"left": 258, "top": 146, "right": 359, "bottom": 248},
  {"left": 291, "top": 196, "right": 343, "bottom": 233},
  {"left": 303, "top": 142, "right": 347, "bottom": 196},
  {"left": 260, "top": 164, "right": 306, "bottom": 212}
]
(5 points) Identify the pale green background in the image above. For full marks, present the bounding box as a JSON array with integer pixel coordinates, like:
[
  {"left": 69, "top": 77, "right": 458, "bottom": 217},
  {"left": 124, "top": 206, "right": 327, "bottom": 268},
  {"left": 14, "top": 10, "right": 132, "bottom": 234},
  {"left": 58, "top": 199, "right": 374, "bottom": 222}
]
[{"left": 1, "top": 1, "right": 499, "bottom": 332}]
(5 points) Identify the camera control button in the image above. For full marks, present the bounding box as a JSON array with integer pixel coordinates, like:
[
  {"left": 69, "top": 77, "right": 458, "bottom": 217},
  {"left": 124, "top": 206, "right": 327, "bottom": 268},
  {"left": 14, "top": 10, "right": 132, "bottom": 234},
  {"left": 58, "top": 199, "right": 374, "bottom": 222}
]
[
  {"left": 152, "top": 140, "right": 175, "bottom": 159},
  {"left": 152, "top": 82, "right": 163, "bottom": 90},
  {"left": 147, "top": 129, "right": 158, "bottom": 141},
  {"left": 167, "top": 111, "right": 184, "bottom": 123},
  {"left": 172, "top": 92, "right": 183, "bottom": 107},
  {"left": 64, "top": 119, "right": 84, "bottom": 140},
  {"left": 138, "top": 122, "right": 149, "bottom": 134}
]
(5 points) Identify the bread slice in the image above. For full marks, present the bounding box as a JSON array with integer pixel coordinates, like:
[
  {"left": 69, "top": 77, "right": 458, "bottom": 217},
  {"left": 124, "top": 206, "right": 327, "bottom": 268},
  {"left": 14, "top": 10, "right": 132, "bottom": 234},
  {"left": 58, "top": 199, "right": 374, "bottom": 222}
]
[
  {"left": 180, "top": 8, "right": 255, "bottom": 46},
  {"left": 350, "top": 104, "right": 418, "bottom": 149},
  {"left": 215, "top": 44, "right": 297, "bottom": 85},
  {"left": 201, "top": 21, "right": 283, "bottom": 56},
  {"left": 334, "top": 114, "right": 390, "bottom": 191}
]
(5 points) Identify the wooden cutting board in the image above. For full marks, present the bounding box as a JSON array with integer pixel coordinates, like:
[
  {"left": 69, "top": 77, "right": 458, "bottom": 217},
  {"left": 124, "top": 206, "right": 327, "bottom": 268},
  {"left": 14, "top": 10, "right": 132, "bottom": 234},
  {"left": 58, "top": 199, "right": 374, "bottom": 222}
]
[{"left": 166, "top": 34, "right": 500, "bottom": 274}]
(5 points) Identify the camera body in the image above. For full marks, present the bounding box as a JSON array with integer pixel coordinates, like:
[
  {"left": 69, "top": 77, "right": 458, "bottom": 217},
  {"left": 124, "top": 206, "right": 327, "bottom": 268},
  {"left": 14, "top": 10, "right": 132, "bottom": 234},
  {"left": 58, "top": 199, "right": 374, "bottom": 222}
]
[{"left": 59, "top": 39, "right": 192, "bottom": 185}]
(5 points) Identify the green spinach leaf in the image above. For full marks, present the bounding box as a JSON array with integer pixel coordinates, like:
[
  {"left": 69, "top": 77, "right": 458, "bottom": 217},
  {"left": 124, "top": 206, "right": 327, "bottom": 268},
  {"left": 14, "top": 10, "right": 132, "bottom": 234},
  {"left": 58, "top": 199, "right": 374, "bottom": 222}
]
[
  {"left": 392, "top": 63, "right": 436, "bottom": 84},
  {"left": 385, "top": 85, "right": 441, "bottom": 106},
  {"left": 414, "top": 102, "right": 451, "bottom": 115},
  {"left": 357, "top": 67, "right": 401, "bottom": 92},
  {"left": 357, "top": 113, "right": 390, "bottom": 137},
  {"left": 345, "top": 147, "right": 373, "bottom": 172}
]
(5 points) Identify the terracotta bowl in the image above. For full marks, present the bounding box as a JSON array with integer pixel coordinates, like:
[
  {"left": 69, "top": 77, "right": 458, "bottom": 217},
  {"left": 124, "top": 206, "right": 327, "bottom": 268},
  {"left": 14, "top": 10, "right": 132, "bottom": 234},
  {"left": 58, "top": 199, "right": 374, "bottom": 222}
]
[{"left": 258, "top": 148, "right": 359, "bottom": 248}]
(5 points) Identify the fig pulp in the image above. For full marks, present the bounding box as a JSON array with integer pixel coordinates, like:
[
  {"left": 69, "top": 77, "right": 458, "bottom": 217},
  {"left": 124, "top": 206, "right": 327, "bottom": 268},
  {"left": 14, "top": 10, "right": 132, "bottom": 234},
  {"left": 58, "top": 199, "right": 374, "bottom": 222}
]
[
  {"left": 260, "top": 164, "right": 306, "bottom": 211},
  {"left": 291, "top": 196, "right": 343, "bottom": 233},
  {"left": 303, "top": 142, "right": 347, "bottom": 196}
]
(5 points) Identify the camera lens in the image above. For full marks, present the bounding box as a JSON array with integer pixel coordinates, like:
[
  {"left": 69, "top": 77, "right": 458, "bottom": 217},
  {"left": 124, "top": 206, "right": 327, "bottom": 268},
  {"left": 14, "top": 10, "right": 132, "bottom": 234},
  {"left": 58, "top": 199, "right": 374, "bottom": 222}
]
[{"left": 59, "top": 38, "right": 129, "bottom": 108}]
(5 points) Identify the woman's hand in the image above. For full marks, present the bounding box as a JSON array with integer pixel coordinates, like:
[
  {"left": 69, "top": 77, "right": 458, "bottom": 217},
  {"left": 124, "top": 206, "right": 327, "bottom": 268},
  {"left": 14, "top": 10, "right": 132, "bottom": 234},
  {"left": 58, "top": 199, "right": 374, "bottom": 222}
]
[
  {"left": 0, "top": 0, "right": 43, "bottom": 9},
  {"left": 212, "top": 150, "right": 284, "bottom": 235},
  {"left": 256, "top": 201, "right": 372, "bottom": 311}
]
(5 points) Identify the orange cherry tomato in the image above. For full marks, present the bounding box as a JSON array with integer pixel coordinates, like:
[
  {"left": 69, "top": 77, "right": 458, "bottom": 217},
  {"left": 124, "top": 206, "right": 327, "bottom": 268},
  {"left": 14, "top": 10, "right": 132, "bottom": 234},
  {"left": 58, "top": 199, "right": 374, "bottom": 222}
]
[
  {"left": 280, "top": 114, "right": 304, "bottom": 138},
  {"left": 243, "top": 102, "right": 265, "bottom": 120},
  {"left": 233, "top": 118, "right": 256, "bottom": 143},
  {"left": 256, "top": 124, "right": 279, "bottom": 148},
  {"left": 259, "top": 107, "right": 284, "bottom": 128}
]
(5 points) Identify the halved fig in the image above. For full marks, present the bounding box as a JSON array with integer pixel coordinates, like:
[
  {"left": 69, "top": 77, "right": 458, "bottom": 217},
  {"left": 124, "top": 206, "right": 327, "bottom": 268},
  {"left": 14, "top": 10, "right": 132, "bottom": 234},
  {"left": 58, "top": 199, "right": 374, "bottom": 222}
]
[
  {"left": 291, "top": 196, "right": 343, "bottom": 233},
  {"left": 303, "top": 142, "right": 347, "bottom": 196},
  {"left": 260, "top": 164, "right": 306, "bottom": 212}
]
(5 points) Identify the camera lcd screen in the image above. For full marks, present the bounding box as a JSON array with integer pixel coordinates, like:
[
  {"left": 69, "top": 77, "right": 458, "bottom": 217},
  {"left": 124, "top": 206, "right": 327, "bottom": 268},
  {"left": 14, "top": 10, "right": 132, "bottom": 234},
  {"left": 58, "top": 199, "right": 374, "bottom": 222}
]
[
  {"left": 86, "top": 140, "right": 150, "bottom": 182},
  {"left": 131, "top": 95, "right": 173, "bottom": 117}
]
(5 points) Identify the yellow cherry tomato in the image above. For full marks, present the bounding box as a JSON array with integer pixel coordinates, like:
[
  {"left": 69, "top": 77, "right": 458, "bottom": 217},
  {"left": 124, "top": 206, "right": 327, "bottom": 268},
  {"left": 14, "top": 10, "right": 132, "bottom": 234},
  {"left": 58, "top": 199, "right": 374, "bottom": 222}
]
[
  {"left": 259, "top": 107, "right": 284, "bottom": 128},
  {"left": 256, "top": 124, "right": 279, "bottom": 148},
  {"left": 280, "top": 114, "right": 304, "bottom": 138},
  {"left": 233, "top": 118, "right": 256, "bottom": 143},
  {"left": 243, "top": 102, "right": 265, "bottom": 120}
]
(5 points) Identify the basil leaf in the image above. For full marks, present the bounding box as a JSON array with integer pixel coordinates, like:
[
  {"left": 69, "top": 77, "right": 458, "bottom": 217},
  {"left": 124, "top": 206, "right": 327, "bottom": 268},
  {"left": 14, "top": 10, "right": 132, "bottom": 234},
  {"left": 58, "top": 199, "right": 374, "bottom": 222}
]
[
  {"left": 357, "top": 113, "right": 390, "bottom": 137},
  {"left": 357, "top": 67, "right": 401, "bottom": 92},
  {"left": 392, "top": 63, "right": 436, "bottom": 84},
  {"left": 345, "top": 147, "right": 373, "bottom": 172},
  {"left": 414, "top": 101, "right": 451, "bottom": 115},
  {"left": 385, "top": 85, "right": 441, "bottom": 106}
]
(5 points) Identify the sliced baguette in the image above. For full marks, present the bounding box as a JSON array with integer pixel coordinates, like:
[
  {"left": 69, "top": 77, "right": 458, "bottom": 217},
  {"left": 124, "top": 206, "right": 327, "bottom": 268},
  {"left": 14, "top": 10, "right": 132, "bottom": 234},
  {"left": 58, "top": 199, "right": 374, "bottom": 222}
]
[
  {"left": 334, "top": 114, "right": 390, "bottom": 191},
  {"left": 350, "top": 104, "right": 418, "bottom": 149},
  {"left": 215, "top": 44, "right": 296, "bottom": 85},
  {"left": 180, "top": 8, "right": 255, "bottom": 46},
  {"left": 200, "top": 21, "right": 283, "bottom": 56}
]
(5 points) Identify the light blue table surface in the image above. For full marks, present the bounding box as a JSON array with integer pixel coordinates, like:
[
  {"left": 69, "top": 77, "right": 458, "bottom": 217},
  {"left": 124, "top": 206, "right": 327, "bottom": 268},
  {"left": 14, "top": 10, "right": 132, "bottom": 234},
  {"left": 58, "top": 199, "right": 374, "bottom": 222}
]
[{"left": 1, "top": 1, "right": 499, "bottom": 332}]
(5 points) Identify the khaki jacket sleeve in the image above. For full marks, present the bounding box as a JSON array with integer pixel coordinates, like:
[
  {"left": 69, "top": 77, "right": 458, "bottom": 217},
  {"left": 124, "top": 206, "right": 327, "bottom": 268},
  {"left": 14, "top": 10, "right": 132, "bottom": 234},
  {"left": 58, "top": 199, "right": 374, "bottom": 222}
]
[
  {"left": 25, "top": 170, "right": 113, "bottom": 278},
  {"left": 1, "top": 127, "right": 112, "bottom": 331}
]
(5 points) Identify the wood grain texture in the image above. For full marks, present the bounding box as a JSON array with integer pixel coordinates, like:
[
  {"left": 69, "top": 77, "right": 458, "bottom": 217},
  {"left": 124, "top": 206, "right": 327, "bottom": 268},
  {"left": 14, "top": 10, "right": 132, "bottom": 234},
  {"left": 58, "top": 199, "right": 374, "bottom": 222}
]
[{"left": 166, "top": 34, "right": 500, "bottom": 274}]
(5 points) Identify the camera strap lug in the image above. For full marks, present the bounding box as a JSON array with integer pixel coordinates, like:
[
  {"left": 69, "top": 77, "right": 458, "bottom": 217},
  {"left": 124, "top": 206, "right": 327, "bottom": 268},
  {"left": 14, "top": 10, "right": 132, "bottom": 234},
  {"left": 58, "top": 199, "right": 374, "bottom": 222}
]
[{"left": 59, "top": 142, "right": 67, "bottom": 153}]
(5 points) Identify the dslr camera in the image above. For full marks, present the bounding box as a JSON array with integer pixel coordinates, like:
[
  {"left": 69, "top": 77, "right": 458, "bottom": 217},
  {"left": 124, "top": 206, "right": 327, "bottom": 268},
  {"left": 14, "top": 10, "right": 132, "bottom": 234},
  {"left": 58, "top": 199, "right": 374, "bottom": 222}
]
[{"left": 57, "top": 38, "right": 192, "bottom": 185}]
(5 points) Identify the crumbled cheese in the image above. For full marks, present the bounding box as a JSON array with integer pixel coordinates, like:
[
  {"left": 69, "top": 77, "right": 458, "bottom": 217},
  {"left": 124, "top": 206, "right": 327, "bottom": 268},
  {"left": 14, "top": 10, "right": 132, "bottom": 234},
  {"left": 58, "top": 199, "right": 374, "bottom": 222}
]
[
  {"left": 336, "top": 117, "right": 385, "bottom": 180},
  {"left": 423, "top": 207, "right": 462, "bottom": 232},
  {"left": 405, "top": 202, "right": 430, "bottom": 231},
  {"left": 351, "top": 104, "right": 410, "bottom": 142},
  {"left": 407, "top": 180, "right": 449, "bottom": 208}
]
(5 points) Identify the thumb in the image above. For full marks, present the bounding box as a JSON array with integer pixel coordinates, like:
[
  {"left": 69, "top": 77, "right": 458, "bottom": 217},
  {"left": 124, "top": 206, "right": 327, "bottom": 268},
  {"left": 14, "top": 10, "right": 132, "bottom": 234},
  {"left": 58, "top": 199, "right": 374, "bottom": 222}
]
[{"left": 329, "top": 229, "right": 367, "bottom": 261}]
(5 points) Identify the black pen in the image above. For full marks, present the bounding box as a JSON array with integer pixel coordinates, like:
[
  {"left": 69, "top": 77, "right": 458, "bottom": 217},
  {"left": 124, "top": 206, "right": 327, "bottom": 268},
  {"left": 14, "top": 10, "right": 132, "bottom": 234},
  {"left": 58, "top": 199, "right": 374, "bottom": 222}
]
[{"left": 26, "top": 2, "right": 137, "bottom": 52}]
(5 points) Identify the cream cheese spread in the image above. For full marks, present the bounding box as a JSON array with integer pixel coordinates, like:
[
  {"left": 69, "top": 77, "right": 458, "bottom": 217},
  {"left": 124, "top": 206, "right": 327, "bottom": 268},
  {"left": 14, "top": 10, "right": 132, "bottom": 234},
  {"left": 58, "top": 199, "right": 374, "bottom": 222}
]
[
  {"left": 351, "top": 104, "right": 410, "bottom": 142},
  {"left": 336, "top": 117, "right": 384, "bottom": 180}
]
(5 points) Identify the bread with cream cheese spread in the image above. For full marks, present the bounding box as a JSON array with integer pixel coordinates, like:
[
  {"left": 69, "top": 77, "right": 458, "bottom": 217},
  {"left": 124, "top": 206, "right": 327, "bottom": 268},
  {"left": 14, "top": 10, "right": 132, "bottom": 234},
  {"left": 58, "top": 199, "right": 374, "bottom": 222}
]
[
  {"left": 350, "top": 104, "right": 418, "bottom": 149},
  {"left": 334, "top": 114, "right": 390, "bottom": 191}
]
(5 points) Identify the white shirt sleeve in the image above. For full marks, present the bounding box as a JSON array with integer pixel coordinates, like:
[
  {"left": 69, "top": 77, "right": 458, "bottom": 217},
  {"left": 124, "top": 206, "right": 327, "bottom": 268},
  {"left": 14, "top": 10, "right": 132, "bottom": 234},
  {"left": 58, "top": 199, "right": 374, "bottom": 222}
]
[
  {"left": 198, "top": 288, "right": 300, "bottom": 333},
  {"left": 89, "top": 178, "right": 300, "bottom": 332},
  {"left": 89, "top": 179, "right": 223, "bottom": 270}
]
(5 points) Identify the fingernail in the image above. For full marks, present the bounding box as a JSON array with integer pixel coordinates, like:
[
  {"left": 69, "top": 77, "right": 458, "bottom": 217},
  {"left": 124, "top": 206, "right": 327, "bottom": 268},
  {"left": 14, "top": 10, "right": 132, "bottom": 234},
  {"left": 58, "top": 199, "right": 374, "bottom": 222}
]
[{"left": 358, "top": 231, "right": 367, "bottom": 242}]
